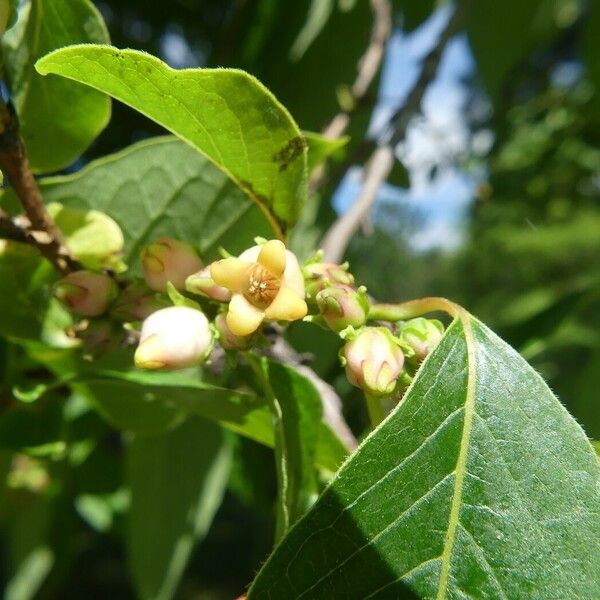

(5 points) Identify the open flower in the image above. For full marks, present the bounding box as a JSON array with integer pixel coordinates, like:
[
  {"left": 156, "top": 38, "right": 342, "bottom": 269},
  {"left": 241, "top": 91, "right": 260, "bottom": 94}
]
[
  {"left": 210, "top": 240, "right": 307, "bottom": 336},
  {"left": 134, "top": 306, "right": 212, "bottom": 370}
]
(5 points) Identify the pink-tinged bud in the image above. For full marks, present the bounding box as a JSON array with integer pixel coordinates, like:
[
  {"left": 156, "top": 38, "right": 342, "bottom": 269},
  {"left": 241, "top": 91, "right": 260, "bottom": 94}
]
[
  {"left": 304, "top": 262, "right": 355, "bottom": 301},
  {"left": 316, "top": 285, "right": 368, "bottom": 332},
  {"left": 111, "top": 281, "right": 169, "bottom": 322},
  {"left": 214, "top": 313, "right": 254, "bottom": 350},
  {"left": 141, "top": 237, "right": 203, "bottom": 292},
  {"left": 55, "top": 271, "right": 117, "bottom": 316},
  {"left": 398, "top": 318, "right": 444, "bottom": 363},
  {"left": 342, "top": 327, "right": 404, "bottom": 396},
  {"left": 186, "top": 266, "right": 232, "bottom": 302},
  {"left": 134, "top": 306, "right": 212, "bottom": 370}
]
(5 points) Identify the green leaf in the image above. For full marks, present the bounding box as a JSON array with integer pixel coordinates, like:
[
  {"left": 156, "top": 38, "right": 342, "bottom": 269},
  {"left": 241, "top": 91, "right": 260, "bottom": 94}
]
[
  {"left": 126, "top": 417, "right": 231, "bottom": 600},
  {"left": 0, "top": 241, "right": 74, "bottom": 345},
  {"left": 35, "top": 46, "right": 308, "bottom": 233},
  {"left": 248, "top": 315, "right": 600, "bottom": 598},
  {"left": 77, "top": 367, "right": 348, "bottom": 473},
  {"left": 304, "top": 130, "right": 349, "bottom": 174},
  {"left": 12, "top": 136, "right": 275, "bottom": 271},
  {"left": 251, "top": 358, "right": 321, "bottom": 541},
  {"left": 2, "top": 0, "right": 110, "bottom": 172}
]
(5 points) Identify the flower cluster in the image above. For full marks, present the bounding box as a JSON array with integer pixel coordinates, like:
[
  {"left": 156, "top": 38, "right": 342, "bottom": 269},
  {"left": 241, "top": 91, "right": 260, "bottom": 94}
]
[{"left": 54, "top": 235, "right": 445, "bottom": 416}]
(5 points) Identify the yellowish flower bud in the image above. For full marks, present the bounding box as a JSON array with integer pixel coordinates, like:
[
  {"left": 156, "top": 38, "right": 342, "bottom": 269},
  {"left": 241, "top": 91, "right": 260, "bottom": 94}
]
[
  {"left": 304, "top": 262, "right": 355, "bottom": 301},
  {"left": 210, "top": 239, "right": 307, "bottom": 336},
  {"left": 55, "top": 271, "right": 117, "bottom": 316},
  {"left": 141, "top": 237, "right": 203, "bottom": 292},
  {"left": 214, "top": 313, "right": 254, "bottom": 350},
  {"left": 186, "top": 266, "right": 232, "bottom": 301},
  {"left": 134, "top": 306, "right": 212, "bottom": 370},
  {"left": 342, "top": 327, "right": 404, "bottom": 396}
]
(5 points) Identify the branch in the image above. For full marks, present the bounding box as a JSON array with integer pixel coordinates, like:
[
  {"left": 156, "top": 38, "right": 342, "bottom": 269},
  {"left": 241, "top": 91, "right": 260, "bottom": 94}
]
[
  {"left": 319, "top": 2, "right": 468, "bottom": 263},
  {"left": 310, "top": 0, "right": 392, "bottom": 192},
  {"left": 0, "top": 101, "right": 77, "bottom": 273},
  {"left": 321, "top": 144, "right": 394, "bottom": 263},
  {"left": 0, "top": 208, "right": 28, "bottom": 243}
]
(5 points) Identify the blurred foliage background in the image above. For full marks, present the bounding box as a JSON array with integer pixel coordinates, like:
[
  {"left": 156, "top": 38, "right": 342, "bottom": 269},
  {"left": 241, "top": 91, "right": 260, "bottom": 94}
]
[{"left": 1, "top": 0, "right": 599, "bottom": 598}]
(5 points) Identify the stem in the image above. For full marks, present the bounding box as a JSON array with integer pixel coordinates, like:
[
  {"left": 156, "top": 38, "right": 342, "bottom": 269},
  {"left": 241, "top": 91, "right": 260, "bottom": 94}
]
[
  {"left": 0, "top": 100, "right": 77, "bottom": 273},
  {"left": 368, "top": 297, "right": 460, "bottom": 322},
  {"left": 365, "top": 393, "right": 386, "bottom": 428},
  {"left": 245, "top": 352, "right": 290, "bottom": 544}
]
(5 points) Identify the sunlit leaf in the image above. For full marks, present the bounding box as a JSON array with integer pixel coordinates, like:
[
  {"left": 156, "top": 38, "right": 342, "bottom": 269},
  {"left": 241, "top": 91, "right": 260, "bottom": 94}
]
[
  {"left": 249, "top": 315, "right": 600, "bottom": 599},
  {"left": 36, "top": 46, "right": 307, "bottom": 233}
]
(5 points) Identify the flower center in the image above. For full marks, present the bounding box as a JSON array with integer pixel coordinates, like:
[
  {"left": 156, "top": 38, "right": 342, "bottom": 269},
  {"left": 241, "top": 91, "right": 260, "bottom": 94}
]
[{"left": 243, "top": 264, "right": 281, "bottom": 308}]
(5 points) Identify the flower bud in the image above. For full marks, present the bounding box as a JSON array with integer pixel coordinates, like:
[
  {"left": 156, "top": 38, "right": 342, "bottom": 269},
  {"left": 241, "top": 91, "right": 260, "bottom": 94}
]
[
  {"left": 141, "top": 237, "right": 203, "bottom": 292},
  {"left": 304, "top": 262, "right": 355, "bottom": 301},
  {"left": 316, "top": 285, "right": 368, "bottom": 332},
  {"left": 55, "top": 271, "right": 117, "bottom": 316},
  {"left": 186, "top": 266, "right": 232, "bottom": 302},
  {"left": 110, "top": 281, "right": 169, "bottom": 322},
  {"left": 134, "top": 306, "right": 213, "bottom": 370},
  {"left": 398, "top": 318, "right": 444, "bottom": 363},
  {"left": 342, "top": 327, "right": 404, "bottom": 396},
  {"left": 214, "top": 313, "right": 254, "bottom": 350},
  {"left": 79, "top": 319, "right": 119, "bottom": 359}
]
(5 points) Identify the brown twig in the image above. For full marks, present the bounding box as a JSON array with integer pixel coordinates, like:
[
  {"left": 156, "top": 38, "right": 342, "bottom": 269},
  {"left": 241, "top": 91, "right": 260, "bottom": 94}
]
[
  {"left": 0, "top": 208, "right": 29, "bottom": 243},
  {"left": 320, "top": 2, "right": 468, "bottom": 263},
  {"left": 309, "top": 0, "right": 392, "bottom": 193},
  {"left": 0, "top": 101, "right": 76, "bottom": 273}
]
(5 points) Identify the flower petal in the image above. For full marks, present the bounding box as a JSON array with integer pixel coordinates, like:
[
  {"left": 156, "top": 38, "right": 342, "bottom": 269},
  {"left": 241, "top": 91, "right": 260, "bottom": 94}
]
[
  {"left": 264, "top": 286, "right": 308, "bottom": 321},
  {"left": 258, "top": 239, "right": 286, "bottom": 276},
  {"left": 226, "top": 294, "right": 265, "bottom": 336},
  {"left": 210, "top": 258, "right": 252, "bottom": 292}
]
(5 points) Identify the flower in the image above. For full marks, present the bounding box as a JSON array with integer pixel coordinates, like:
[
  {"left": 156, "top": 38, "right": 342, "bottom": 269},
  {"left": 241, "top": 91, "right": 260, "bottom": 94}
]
[
  {"left": 55, "top": 270, "right": 117, "bottom": 316},
  {"left": 214, "top": 313, "right": 254, "bottom": 350},
  {"left": 110, "top": 280, "right": 169, "bottom": 322},
  {"left": 141, "top": 237, "right": 203, "bottom": 292},
  {"left": 134, "top": 306, "right": 213, "bottom": 370},
  {"left": 316, "top": 285, "right": 369, "bottom": 332},
  {"left": 186, "top": 266, "right": 232, "bottom": 302},
  {"left": 304, "top": 261, "right": 355, "bottom": 302},
  {"left": 397, "top": 317, "right": 444, "bottom": 363},
  {"left": 342, "top": 327, "right": 405, "bottom": 396},
  {"left": 210, "top": 240, "right": 307, "bottom": 336}
]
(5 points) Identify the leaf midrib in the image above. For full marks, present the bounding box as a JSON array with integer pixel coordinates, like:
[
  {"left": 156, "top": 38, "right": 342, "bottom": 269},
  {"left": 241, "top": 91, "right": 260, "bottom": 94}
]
[{"left": 436, "top": 313, "right": 477, "bottom": 599}]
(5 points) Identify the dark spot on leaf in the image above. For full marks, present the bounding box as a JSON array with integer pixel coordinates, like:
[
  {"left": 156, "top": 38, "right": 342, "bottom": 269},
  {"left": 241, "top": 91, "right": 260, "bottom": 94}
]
[{"left": 273, "top": 136, "right": 307, "bottom": 172}]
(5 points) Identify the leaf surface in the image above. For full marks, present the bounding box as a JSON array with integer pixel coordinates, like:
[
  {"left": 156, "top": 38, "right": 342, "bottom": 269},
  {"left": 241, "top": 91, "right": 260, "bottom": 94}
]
[
  {"left": 249, "top": 316, "right": 600, "bottom": 599},
  {"left": 2, "top": 0, "right": 110, "bottom": 172},
  {"left": 127, "top": 417, "right": 231, "bottom": 600},
  {"left": 36, "top": 46, "right": 307, "bottom": 233},
  {"left": 5, "top": 136, "right": 275, "bottom": 270}
]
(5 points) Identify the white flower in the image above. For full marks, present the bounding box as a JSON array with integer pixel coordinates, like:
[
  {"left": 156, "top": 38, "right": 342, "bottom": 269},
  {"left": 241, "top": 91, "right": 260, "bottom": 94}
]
[{"left": 134, "top": 306, "right": 212, "bottom": 370}]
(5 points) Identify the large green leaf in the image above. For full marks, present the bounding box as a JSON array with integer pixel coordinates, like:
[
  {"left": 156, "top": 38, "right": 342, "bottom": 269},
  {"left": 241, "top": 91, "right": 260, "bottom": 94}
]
[
  {"left": 2, "top": 0, "right": 110, "bottom": 173},
  {"left": 78, "top": 367, "right": 348, "bottom": 474},
  {"left": 249, "top": 315, "right": 600, "bottom": 598},
  {"left": 126, "top": 417, "right": 231, "bottom": 600},
  {"left": 36, "top": 46, "right": 308, "bottom": 234},
  {"left": 6, "top": 136, "right": 275, "bottom": 271}
]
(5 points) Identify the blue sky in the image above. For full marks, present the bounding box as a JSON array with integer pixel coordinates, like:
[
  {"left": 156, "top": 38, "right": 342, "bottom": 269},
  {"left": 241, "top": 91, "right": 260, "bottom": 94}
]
[{"left": 333, "top": 6, "right": 486, "bottom": 252}]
